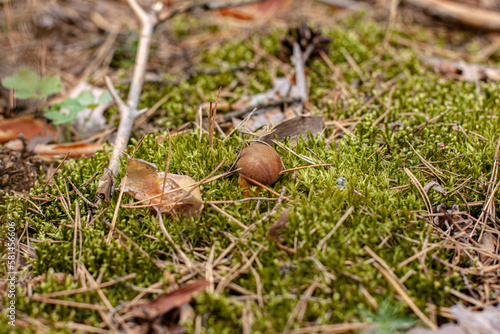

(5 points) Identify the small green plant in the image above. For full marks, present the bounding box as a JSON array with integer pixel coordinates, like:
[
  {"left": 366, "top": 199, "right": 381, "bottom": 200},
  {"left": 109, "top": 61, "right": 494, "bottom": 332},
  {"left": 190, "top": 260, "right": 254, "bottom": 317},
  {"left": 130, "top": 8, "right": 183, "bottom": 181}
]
[
  {"left": 361, "top": 299, "right": 417, "bottom": 333},
  {"left": 1, "top": 68, "right": 61, "bottom": 99},
  {"left": 44, "top": 90, "right": 112, "bottom": 124},
  {"left": 1, "top": 68, "right": 112, "bottom": 125}
]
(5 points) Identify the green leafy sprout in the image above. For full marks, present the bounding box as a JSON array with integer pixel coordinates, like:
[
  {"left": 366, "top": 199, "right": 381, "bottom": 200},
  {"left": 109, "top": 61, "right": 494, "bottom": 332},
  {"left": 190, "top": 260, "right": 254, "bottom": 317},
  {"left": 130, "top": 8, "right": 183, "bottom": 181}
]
[
  {"left": 1, "top": 68, "right": 113, "bottom": 125},
  {"left": 1, "top": 68, "right": 61, "bottom": 99},
  {"left": 43, "top": 90, "right": 113, "bottom": 125}
]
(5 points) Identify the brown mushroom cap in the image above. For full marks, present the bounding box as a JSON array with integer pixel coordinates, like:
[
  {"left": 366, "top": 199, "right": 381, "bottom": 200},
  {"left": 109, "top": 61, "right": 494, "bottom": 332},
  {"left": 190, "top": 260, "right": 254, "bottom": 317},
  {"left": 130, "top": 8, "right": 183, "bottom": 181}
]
[{"left": 237, "top": 143, "right": 283, "bottom": 186}]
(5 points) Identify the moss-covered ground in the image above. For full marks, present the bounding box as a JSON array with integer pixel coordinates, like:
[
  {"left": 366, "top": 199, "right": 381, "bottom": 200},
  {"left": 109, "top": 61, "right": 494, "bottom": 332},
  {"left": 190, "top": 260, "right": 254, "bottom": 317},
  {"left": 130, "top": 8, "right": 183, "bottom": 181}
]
[{"left": 1, "top": 10, "right": 500, "bottom": 334}]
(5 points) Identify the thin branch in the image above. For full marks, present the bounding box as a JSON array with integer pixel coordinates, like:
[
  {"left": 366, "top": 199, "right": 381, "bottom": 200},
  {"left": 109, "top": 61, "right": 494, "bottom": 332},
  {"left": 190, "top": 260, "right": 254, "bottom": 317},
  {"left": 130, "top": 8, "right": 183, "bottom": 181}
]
[
  {"left": 158, "top": 0, "right": 266, "bottom": 21},
  {"left": 96, "top": 1, "right": 160, "bottom": 201}
]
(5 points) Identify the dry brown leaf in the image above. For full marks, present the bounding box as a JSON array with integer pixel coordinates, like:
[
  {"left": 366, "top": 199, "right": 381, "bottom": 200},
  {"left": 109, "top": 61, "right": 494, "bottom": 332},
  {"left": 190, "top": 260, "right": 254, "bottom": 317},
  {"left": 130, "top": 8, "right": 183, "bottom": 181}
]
[
  {"left": 258, "top": 115, "right": 324, "bottom": 144},
  {"left": 125, "top": 279, "right": 208, "bottom": 334},
  {"left": 479, "top": 232, "right": 498, "bottom": 265},
  {"left": 267, "top": 209, "right": 289, "bottom": 240},
  {"left": 0, "top": 115, "right": 57, "bottom": 143},
  {"left": 406, "top": 0, "right": 500, "bottom": 31},
  {"left": 120, "top": 158, "right": 204, "bottom": 219},
  {"left": 136, "top": 279, "right": 208, "bottom": 320},
  {"left": 33, "top": 142, "right": 105, "bottom": 157},
  {"left": 423, "top": 56, "right": 500, "bottom": 81},
  {"left": 423, "top": 180, "right": 446, "bottom": 195},
  {"left": 217, "top": 0, "right": 292, "bottom": 20},
  {"left": 409, "top": 303, "right": 500, "bottom": 334}
]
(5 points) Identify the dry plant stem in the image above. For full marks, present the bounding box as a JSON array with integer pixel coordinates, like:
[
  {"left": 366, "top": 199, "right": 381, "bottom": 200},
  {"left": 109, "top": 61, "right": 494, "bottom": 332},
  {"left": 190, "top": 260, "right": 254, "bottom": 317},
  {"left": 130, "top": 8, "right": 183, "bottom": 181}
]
[
  {"left": 284, "top": 278, "right": 321, "bottom": 332},
  {"left": 377, "top": 0, "right": 399, "bottom": 60},
  {"left": 317, "top": 206, "right": 354, "bottom": 251},
  {"left": 160, "top": 130, "right": 172, "bottom": 204},
  {"left": 159, "top": 0, "right": 265, "bottom": 20},
  {"left": 43, "top": 151, "right": 70, "bottom": 190},
  {"left": 364, "top": 246, "right": 438, "bottom": 330},
  {"left": 96, "top": 0, "right": 160, "bottom": 201},
  {"left": 208, "top": 102, "right": 214, "bottom": 150},
  {"left": 37, "top": 274, "right": 136, "bottom": 298},
  {"left": 293, "top": 42, "right": 307, "bottom": 103},
  {"left": 155, "top": 209, "right": 195, "bottom": 270},
  {"left": 288, "top": 323, "right": 372, "bottom": 334},
  {"left": 105, "top": 175, "right": 127, "bottom": 244},
  {"left": 219, "top": 97, "right": 302, "bottom": 121},
  {"left": 30, "top": 296, "right": 109, "bottom": 311}
]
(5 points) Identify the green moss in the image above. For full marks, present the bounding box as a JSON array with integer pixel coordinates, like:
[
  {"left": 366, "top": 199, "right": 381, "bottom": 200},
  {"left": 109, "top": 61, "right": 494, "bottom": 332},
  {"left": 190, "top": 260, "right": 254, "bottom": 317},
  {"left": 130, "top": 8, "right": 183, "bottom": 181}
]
[{"left": 2, "top": 12, "right": 500, "bottom": 334}]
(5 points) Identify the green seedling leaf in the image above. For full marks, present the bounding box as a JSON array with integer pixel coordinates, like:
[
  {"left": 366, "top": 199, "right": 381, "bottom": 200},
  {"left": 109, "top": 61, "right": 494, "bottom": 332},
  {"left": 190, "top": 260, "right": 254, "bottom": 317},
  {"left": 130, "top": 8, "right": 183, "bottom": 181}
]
[
  {"left": 77, "top": 90, "right": 95, "bottom": 106},
  {"left": 40, "top": 75, "right": 62, "bottom": 97},
  {"left": 60, "top": 98, "right": 80, "bottom": 109},
  {"left": 44, "top": 110, "right": 75, "bottom": 125},
  {"left": 1, "top": 68, "right": 41, "bottom": 99},
  {"left": 53, "top": 115, "right": 78, "bottom": 125},
  {"left": 98, "top": 90, "right": 113, "bottom": 105},
  {"left": 68, "top": 104, "right": 87, "bottom": 115}
]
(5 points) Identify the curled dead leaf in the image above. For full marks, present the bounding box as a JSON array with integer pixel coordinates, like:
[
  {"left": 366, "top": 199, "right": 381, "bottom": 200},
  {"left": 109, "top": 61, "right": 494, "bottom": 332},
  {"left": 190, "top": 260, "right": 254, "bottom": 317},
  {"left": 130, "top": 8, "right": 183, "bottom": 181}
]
[
  {"left": 120, "top": 158, "right": 203, "bottom": 219},
  {"left": 424, "top": 181, "right": 446, "bottom": 195},
  {"left": 217, "top": 0, "right": 292, "bottom": 21},
  {"left": 33, "top": 142, "right": 106, "bottom": 157},
  {"left": 267, "top": 209, "right": 289, "bottom": 240},
  {"left": 124, "top": 279, "right": 208, "bottom": 333},
  {"left": 479, "top": 232, "right": 498, "bottom": 265},
  {"left": 0, "top": 115, "right": 57, "bottom": 143}
]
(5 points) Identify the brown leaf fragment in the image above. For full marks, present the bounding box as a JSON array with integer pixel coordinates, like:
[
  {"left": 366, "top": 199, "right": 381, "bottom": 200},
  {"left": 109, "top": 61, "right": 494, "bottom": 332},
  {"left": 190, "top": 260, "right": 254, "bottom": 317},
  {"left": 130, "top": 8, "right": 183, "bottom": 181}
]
[
  {"left": 120, "top": 158, "right": 203, "bottom": 218},
  {"left": 267, "top": 209, "right": 289, "bottom": 240},
  {"left": 423, "top": 56, "right": 500, "bottom": 81},
  {"left": 258, "top": 115, "right": 324, "bottom": 145},
  {"left": 134, "top": 279, "right": 209, "bottom": 320},
  {"left": 405, "top": 0, "right": 500, "bottom": 31},
  {"left": 0, "top": 115, "right": 57, "bottom": 143},
  {"left": 409, "top": 304, "right": 500, "bottom": 334},
  {"left": 96, "top": 168, "right": 113, "bottom": 202},
  {"left": 33, "top": 142, "right": 105, "bottom": 157},
  {"left": 479, "top": 232, "right": 498, "bottom": 265},
  {"left": 424, "top": 181, "right": 446, "bottom": 195},
  {"left": 217, "top": 0, "right": 292, "bottom": 21}
]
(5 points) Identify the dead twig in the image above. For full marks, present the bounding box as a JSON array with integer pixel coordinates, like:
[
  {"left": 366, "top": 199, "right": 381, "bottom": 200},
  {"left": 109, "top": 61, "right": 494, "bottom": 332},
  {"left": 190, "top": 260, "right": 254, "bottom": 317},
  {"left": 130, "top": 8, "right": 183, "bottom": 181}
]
[
  {"left": 95, "top": 0, "right": 162, "bottom": 202},
  {"left": 364, "top": 246, "right": 438, "bottom": 330}
]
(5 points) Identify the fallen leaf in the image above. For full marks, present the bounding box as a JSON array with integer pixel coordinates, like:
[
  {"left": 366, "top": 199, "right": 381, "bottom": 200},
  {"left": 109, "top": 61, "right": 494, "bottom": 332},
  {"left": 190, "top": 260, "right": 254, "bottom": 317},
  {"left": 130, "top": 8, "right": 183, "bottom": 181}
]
[
  {"left": 406, "top": 0, "right": 500, "bottom": 31},
  {"left": 139, "top": 279, "right": 208, "bottom": 319},
  {"left": 0, "top": 115, "right": 57, "bottom": 143},
  {"left": 423, "top": 180, "right": 446, "bottom": 195},
  {"left": 423, "top": 56, "right": 500, "bottom": 82},
  {"left": 217, "top": 0, "right": 292, "bottom": 21},
  {"left": 479, "top": 232, "right": 498, "bottom": 265},
  {"left": 267, "top": 209, "right": 289, "bottom": 240},
  {"left": 33, "top": 142, "right": 106, "bottom": 157},
  {"left": 125, "top": 279, "right": 208, "bottom": 334},
  {"left": 409, "top": 303, "right": 500, "bottom": 334},
  {"left": 120, "top": 158, "right": 204, "bottom": 219},
  {"left": 258, "top": 114, "right": 324, "bottom": 144}
]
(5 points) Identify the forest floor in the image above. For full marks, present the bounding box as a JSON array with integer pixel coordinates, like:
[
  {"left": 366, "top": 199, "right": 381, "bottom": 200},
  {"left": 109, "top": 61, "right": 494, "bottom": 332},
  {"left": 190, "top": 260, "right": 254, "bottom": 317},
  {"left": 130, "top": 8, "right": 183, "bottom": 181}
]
[{"left": 1, "top": 0, "right": 500, "bottom": 333}]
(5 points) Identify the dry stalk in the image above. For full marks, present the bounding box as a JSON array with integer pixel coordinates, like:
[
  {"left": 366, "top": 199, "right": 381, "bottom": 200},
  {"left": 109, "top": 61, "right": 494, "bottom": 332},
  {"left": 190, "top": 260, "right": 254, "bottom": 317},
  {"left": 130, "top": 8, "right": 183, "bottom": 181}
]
[
  {"left": 95, "top": 0, "right": 163, "bottom": 202},
  {"left": 364, "top": 246, "right": 438, "bottom": 330}
]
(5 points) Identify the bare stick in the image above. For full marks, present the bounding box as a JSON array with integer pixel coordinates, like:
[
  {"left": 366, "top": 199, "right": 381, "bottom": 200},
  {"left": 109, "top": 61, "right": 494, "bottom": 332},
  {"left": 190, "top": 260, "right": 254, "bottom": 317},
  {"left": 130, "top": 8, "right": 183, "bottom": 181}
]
[
  {"left": 95, "top": 0, "right": 162, "bottom": 202},
  {"left": 364, "top": 246, "right": 438, "bottom": 330},
  {"left": 160, "top": 129, "right": 172, "bottom": 204},
  {"left": 208, "top": 102, "right": 214, "bottom": 150}
]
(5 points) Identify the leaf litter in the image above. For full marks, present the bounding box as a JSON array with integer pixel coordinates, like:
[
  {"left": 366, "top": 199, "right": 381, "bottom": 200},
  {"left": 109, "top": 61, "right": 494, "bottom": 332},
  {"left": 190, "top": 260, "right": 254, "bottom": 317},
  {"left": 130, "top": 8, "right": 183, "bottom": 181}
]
[{"left": 119, "top": 158, "right": 204, "bottom": 219}]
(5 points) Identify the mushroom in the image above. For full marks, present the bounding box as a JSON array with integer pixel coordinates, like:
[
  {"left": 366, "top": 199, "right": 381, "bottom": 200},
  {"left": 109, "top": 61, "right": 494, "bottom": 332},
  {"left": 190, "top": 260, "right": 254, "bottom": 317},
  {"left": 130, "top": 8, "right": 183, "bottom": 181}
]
[{"left": 237, "top": 143, "right": 283, "bottom": 189}]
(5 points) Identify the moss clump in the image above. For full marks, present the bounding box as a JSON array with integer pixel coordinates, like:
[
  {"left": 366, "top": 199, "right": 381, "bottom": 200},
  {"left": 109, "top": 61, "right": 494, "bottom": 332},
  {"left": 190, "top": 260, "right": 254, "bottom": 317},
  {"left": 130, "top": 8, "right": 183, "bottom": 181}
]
[{"left": 2, "top": 11, "right": 500, "bottom": 334}]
